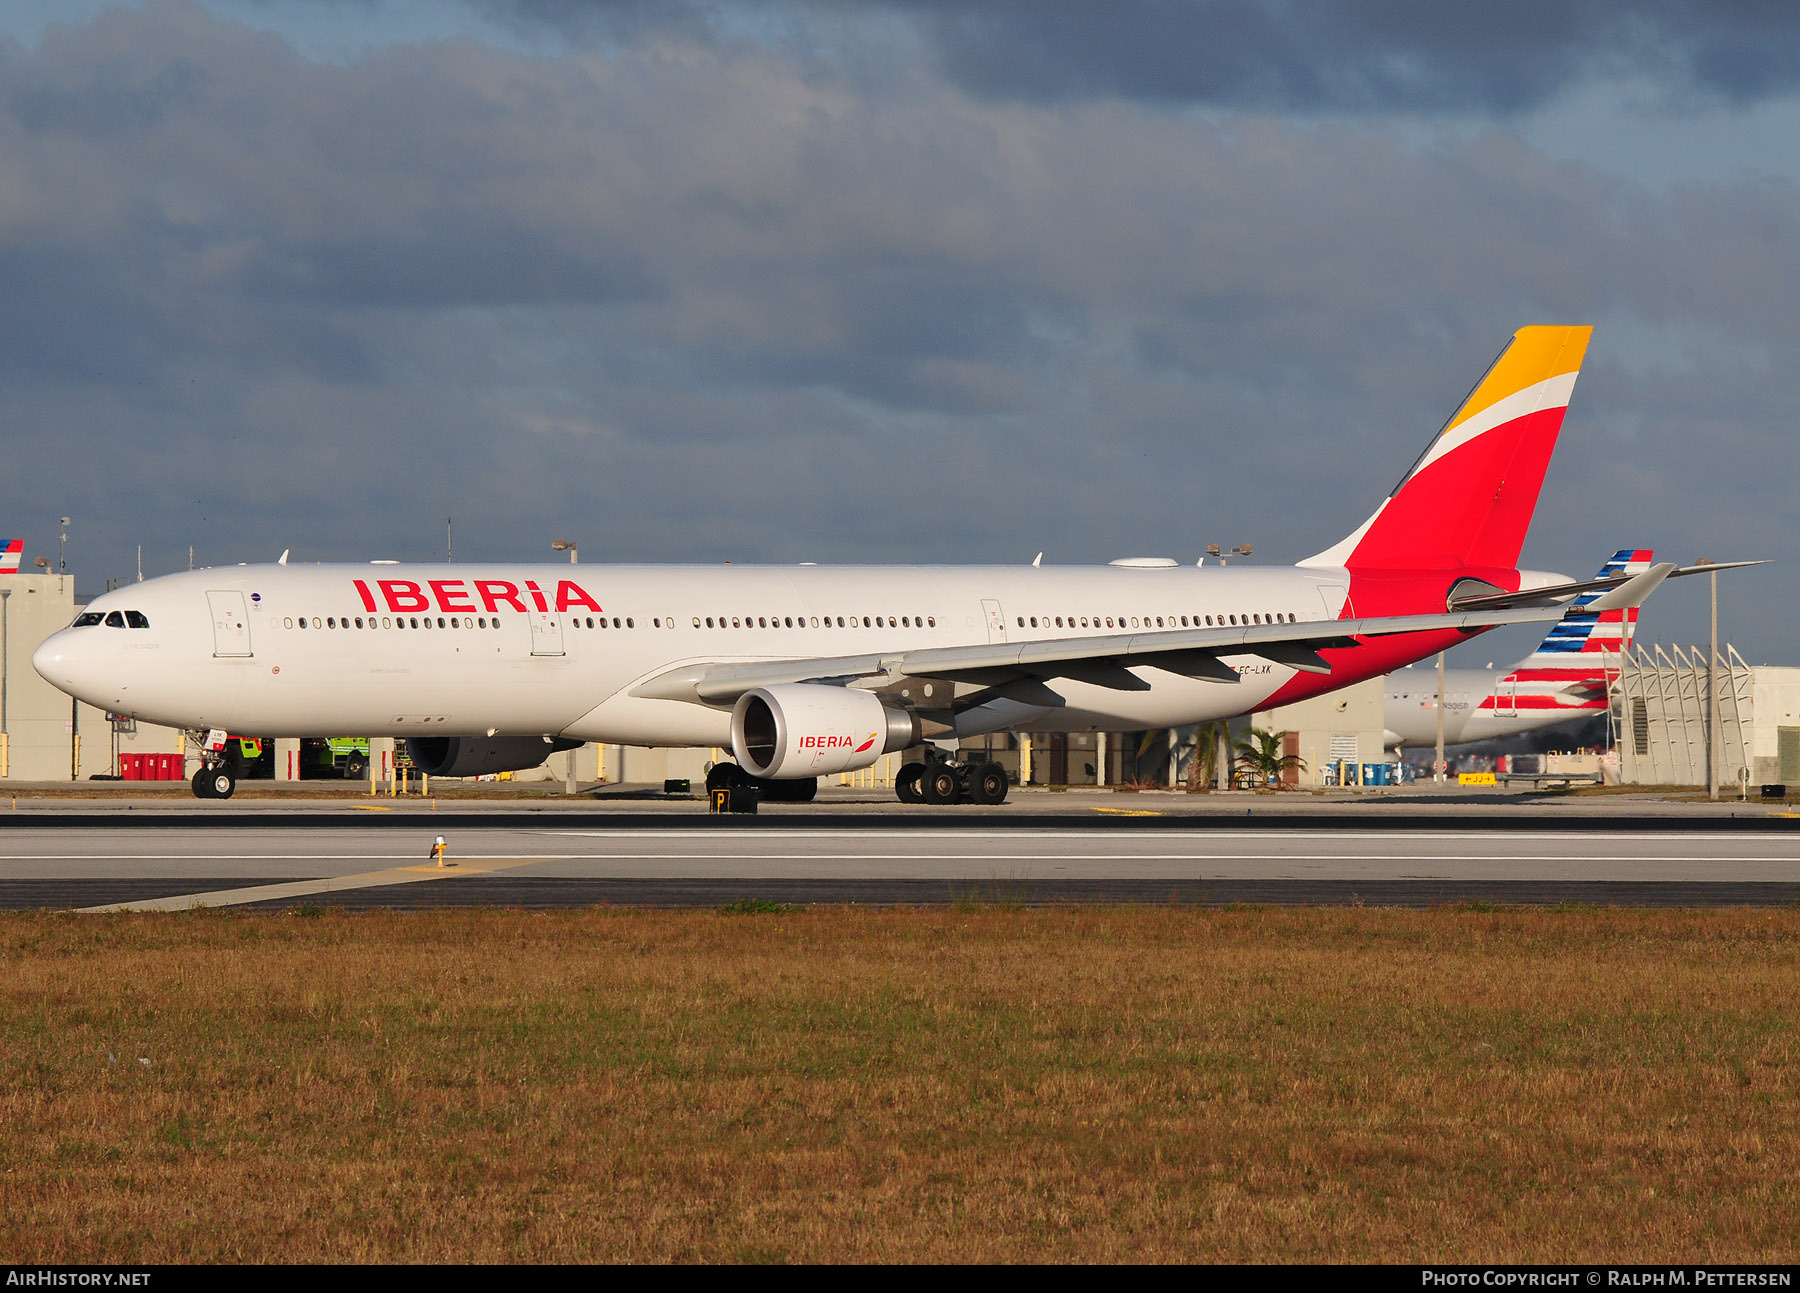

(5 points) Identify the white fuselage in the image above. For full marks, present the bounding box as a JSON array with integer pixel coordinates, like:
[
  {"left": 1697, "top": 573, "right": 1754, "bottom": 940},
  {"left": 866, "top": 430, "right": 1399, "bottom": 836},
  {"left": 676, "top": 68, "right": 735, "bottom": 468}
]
[
  {"left": 36, "top": 561, "right": 1357, "bottom": 745},
  {"left": 1383, "top": 665, "right": 1608, "bottom": 749}
]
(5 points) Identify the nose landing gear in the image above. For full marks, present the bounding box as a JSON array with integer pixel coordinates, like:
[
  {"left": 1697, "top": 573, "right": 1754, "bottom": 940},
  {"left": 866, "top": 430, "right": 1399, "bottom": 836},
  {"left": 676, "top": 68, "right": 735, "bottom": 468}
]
[{"left": 191, "top": 764, "right": 236, "bottom": 799}]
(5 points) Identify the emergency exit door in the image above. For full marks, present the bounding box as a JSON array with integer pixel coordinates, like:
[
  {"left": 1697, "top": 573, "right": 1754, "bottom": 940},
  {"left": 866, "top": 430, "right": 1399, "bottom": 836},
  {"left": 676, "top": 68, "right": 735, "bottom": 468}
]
[
  {"left": 529, "top": 611, "right": 566, "bottom": 657},
  {"left": 206, "top": 591, "right": 252, "bottom": 657},
  {"left": 981, "top": 599, "right": 1007, "bottom": 642}
]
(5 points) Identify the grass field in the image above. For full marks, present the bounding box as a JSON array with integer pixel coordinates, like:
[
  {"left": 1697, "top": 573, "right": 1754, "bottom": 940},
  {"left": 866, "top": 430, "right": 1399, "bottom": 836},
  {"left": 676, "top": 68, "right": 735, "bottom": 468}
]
[{"left": 3, "top": 905, "right": 1796, "bottom": 1262}]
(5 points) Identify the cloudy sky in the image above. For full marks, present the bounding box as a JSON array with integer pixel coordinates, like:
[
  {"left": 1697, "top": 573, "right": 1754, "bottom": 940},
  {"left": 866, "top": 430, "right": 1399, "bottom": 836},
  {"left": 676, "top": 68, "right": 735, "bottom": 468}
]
[{"left": 3, "top": 1, "right": 1795, "bottom": 665}]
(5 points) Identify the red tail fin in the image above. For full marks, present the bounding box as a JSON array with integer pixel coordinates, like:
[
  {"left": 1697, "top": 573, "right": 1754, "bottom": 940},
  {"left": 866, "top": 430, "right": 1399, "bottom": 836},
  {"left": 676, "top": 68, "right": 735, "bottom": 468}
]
[{"left": 1301, "top": 326, "right": 1592, "bottom": 571}]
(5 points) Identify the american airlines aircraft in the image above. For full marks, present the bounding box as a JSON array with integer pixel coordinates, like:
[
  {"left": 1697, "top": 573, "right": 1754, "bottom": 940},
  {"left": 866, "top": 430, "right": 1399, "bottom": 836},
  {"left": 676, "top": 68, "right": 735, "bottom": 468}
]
[
  {"left": 34, "top": 325, "right": 1689, "bottom": 804},
  {"left": 1384, "top": 548, "right": 1653, "bottom": 752}
]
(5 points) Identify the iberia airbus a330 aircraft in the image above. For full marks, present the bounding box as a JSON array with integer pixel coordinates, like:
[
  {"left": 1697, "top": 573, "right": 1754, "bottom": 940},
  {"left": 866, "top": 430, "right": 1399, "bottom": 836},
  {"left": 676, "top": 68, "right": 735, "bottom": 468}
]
[{"left": 34, "top": 326, "right": 1697, "bottom": 803}]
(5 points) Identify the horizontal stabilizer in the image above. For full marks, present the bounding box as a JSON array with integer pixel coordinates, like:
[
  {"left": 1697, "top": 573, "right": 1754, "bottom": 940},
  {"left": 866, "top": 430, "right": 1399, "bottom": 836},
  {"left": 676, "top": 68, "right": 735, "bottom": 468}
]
[
  {"left": 1585, "top": 562, "right": 1675, "bottom": 613},
  {"left": 1450, "top": 558, "right": 1766, "bottom": 613}
]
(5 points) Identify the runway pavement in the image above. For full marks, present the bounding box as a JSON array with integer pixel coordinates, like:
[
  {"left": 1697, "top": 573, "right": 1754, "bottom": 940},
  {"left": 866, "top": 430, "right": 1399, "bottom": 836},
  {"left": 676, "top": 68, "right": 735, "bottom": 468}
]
[{"left": 3, "top": 796, "right": 1797, "bottom": 908}]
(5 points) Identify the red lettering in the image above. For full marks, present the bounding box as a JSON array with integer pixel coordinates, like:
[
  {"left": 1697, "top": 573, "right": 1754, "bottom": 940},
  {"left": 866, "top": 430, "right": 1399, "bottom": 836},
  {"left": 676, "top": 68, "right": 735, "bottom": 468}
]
[
  {"left": 524, "top": 580, "right": 549, "bottom": 612},
  {"left": 430, "top": 580, "right": 476, "bottom": 613},
  {"left": 475, "top": 580, "right": 526, "bottom": 613},
  {"left": 352, "top": 579, "right": 377, "bottom": 612},
  {"left": 555, "top": 580, "right": 602, "bottom": 614},
  {"left": 379, "top": 580, "right": 429, "bottom": 612}
]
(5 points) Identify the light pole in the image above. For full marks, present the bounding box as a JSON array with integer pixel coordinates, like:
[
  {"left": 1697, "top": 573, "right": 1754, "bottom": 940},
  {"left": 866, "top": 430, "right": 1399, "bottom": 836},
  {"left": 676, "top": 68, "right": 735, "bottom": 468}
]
[
  {"left": 1, "top": 585, "right": 10, "bottom": 777},
  {"left": 551, "top": 538, "right": 579, "bottom": 564},
  {"left": 1695, "top": 557, "right": 1721, "bottom": 800},
  {"left": 58, "top": 517, "right": 69, "bottom": 575},
  {"left": 1435, "top": 650, "right": 1447, "bottom": 785}
]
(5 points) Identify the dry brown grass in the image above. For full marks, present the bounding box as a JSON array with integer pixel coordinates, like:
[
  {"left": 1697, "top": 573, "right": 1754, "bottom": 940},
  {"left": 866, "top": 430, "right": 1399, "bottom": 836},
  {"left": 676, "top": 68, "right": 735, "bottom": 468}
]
[{"left": 2, "top": 905, "right": 1797, "bottom": 1263}]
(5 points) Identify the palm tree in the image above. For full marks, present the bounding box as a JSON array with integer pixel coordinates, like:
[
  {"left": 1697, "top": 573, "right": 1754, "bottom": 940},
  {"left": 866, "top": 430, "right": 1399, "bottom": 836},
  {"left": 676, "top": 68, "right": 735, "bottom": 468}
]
[
  {"left": 1184, "top": 721, "right": 1228, "bottom": 791},
  {"left": 1233, "top": 727, "right": 1306, "bottom": 788}
]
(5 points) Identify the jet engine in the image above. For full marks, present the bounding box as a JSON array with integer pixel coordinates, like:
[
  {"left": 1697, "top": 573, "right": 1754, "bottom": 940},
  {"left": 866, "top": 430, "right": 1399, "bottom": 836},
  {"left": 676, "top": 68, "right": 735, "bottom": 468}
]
[
  {"left": 405, "top": 735, "right": 583, "bottom": 778},
  {"left": 731, "top": 684, "right": 920, "bottom": 778}
]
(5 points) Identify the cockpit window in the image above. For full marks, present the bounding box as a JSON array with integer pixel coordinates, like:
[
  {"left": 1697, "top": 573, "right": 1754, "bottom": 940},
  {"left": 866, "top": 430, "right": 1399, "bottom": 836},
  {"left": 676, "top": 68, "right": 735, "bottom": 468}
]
[
  {"left": 104, "top": 611, "right": 127, "bottom": 628},
  {"left": 72, "top": 612, "right": 103, "bottom": 627},
  {"left": 125, "top": 610, "right": 150, "bottom": 628}
]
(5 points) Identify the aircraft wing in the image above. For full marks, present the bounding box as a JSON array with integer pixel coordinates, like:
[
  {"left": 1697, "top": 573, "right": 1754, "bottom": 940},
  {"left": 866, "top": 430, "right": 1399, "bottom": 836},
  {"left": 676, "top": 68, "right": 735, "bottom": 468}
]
[{"left": 633, "top": 602, "right": 1586, "bottom": 710}]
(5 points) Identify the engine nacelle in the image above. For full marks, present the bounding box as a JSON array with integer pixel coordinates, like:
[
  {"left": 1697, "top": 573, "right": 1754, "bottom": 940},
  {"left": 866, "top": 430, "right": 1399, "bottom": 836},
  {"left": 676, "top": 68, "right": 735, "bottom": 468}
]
[
  {"left": 405, "top": 735, "right": 583, "bottom": 778},
  {"left": 731, "top": 684, "right": 920, "bottom": 778}
]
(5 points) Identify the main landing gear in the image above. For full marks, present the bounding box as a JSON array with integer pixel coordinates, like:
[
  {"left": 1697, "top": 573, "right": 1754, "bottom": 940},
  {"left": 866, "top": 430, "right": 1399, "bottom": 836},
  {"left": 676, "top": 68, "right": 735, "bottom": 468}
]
[
  {"left": 895, "top": 755, "right": 1009, "bottom": 806},
  {"left": 703, "top": 756, "right": 1008, "bottom": 808}
]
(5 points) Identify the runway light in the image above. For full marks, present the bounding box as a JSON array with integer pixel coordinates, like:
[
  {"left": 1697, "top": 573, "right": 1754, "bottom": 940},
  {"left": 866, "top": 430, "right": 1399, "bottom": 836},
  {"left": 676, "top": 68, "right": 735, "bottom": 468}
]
[{"left": 431, "top": 835, "right": 449, "bottom": 867}]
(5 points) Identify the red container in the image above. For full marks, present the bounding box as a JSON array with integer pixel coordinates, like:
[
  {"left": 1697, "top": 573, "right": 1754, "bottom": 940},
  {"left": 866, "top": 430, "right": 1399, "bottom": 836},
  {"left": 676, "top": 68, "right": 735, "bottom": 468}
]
[
  {"left": 153, "top": 753, "right": 172, "bottom": 780},
  {"left": 120, "top": 753, "right": 143, "bottom": 781}
]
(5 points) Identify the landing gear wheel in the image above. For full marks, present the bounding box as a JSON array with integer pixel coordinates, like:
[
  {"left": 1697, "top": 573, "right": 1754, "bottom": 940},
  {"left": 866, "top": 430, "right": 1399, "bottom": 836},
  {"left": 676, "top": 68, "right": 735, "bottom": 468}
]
[
  {"left": 193, "top": 766, "right": 235, "bottom": 800},
  {"left": 921, "top": 762, "right": 961, "bottom": 805},
  {"left": 895, "top": 762, "right": 925, "bottom": 804},
  {"left": 969, "top": 762, "right": 1009, "bottom": 806}
]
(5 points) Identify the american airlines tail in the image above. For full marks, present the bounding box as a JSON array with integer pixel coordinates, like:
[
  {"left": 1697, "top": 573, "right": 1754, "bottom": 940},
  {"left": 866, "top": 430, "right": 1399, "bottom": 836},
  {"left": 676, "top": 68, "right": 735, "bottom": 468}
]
[
  {"left": 1301, "top": 325, "right": 1592, "bottom": 574},
  {"left": 1514, "top": 548, "right": 1654, "bottom": 670}
]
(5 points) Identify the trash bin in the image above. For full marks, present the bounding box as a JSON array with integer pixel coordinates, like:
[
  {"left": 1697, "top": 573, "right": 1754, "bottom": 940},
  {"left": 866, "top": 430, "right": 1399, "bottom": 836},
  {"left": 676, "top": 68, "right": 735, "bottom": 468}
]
[{"left": 120, "top": 753, "right": 143, "bottom": 781}]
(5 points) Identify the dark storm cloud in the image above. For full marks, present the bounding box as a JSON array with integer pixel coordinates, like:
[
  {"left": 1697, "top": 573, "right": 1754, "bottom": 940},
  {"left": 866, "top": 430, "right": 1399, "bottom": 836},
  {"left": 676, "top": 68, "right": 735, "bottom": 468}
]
[
  {"left": 483, "top": 0, "right": 1800, "bottom": 113},
  {"left": 902, "top": 0, "right": 1800, "bottom": 112},
  {"left": 0, "top": 1, "right": 1795, "bottom": 658}
]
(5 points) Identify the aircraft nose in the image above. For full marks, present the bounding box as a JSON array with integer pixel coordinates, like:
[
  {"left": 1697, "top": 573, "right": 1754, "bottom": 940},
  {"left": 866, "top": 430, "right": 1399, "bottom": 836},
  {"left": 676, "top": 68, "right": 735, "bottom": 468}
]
[{"left": 33, "top": 630, "right": 96, "bottom": 702}]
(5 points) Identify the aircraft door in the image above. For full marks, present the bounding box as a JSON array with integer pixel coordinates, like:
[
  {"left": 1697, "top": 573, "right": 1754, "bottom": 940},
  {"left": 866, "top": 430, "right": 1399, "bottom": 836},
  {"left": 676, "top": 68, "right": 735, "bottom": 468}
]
[
  {"left": 981, "top": 599, "right": 1007, "bottom": 643},
  {"left": 1495, "top": 678, "right": 1517, "bottom": 717},
  {"left": 206, "top": 591, "right": 253, "bottom": 658},
  {"left": 529, "top": 611, "right": 566, "bottom": 657}
]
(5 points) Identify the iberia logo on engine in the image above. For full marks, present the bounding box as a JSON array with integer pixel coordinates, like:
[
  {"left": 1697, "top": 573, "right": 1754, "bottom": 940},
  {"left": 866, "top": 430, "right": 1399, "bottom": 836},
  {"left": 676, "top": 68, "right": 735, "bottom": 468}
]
[{"left": 800, "top": 732, "right": 880, "bottom": 753}]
